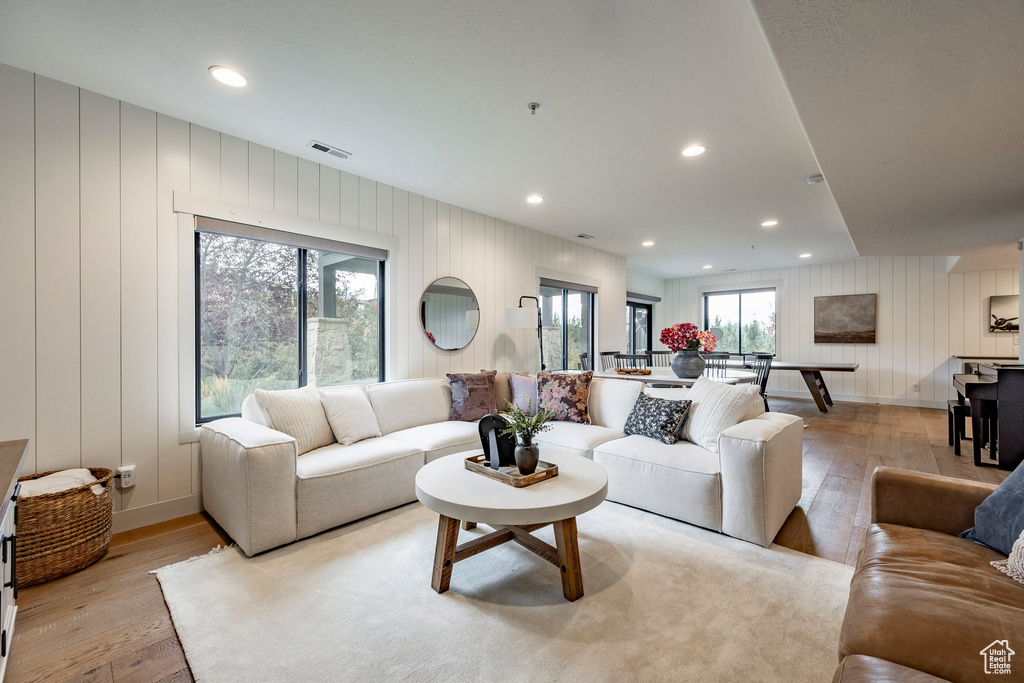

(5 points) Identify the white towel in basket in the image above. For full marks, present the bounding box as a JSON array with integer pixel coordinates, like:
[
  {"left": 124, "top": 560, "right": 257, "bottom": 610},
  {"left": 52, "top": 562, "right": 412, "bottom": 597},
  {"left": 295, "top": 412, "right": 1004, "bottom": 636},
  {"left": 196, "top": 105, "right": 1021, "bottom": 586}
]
[{"left": 19, "top": 468, "right": 105, "bottom": 497}]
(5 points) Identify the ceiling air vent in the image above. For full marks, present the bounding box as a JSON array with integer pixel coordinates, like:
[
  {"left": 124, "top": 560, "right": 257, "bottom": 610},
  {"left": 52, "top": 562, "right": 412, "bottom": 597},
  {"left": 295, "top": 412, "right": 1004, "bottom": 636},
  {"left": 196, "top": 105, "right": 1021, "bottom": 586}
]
[
  {"left": 576, "top": 233, "right": 595, "bottom": 240},
  {"left": 307, "top": 140, "right": 352, "bottom": 160}
]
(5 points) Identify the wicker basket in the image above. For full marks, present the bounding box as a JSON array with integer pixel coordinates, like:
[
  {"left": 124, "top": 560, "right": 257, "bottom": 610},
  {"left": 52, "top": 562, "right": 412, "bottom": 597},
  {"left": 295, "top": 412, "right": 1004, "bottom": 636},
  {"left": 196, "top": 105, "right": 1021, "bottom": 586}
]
[{"left": 16, "top": 467, "right": 114, "bottom": 587}]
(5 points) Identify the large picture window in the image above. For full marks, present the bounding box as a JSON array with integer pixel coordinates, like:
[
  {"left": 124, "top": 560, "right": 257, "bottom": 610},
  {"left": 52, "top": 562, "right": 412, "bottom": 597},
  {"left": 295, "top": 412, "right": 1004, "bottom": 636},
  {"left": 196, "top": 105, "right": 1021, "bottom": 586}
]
[
  {"left": 539, "top": 284, "right": 594, "bottom": 371},
  {"left": 703, "top": 288, "right": 776, "bottom": 355},
  {"left": 196, "top": 225, "right": 385, "bottom": 422}
]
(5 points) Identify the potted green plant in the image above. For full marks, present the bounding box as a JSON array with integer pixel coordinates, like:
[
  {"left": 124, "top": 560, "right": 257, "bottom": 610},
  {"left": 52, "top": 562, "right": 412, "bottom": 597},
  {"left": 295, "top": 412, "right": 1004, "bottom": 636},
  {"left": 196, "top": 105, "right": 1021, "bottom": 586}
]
[{"left": 500, "top": 399, "right": 555, "bottom": 474}]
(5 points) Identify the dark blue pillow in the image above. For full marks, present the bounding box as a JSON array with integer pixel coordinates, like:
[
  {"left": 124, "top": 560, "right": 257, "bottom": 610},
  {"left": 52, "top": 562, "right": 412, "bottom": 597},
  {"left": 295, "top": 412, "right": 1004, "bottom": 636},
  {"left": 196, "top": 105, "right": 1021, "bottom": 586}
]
[{"left": 960, "top": 464, "right": 1024, "bottom": 555}]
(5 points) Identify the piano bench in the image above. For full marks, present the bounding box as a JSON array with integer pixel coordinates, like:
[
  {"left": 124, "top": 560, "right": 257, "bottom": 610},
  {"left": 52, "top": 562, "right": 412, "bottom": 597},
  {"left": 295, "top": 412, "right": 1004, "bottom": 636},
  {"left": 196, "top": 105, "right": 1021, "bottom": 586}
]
[{"left": 947, "top": 400, "right": 971, "bottom": 456}]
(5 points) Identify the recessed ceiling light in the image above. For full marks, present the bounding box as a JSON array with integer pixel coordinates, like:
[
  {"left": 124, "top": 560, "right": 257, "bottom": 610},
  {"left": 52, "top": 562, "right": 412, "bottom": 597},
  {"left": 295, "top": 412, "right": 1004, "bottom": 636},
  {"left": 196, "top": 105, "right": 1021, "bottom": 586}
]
[
  {"left": 682, "top": 144, "right": 707, "bottom": 157},
  {"left": 761, "top": 220, "right": 778, "bottom": 227},
  {"left": 703, "top": 265, "right": 713, "bottom": 269},
  {"left": 642, "top": 241, "right": 654, "bottom": 247},
  {"left": 526, "top": 194, "right": 544, "bottom": 204},
  {"left": 209, "top": 66, "right": 247, "bottom": 87},
  {"left": 799, "top": 253, "right": 812, "bottom": 258}
]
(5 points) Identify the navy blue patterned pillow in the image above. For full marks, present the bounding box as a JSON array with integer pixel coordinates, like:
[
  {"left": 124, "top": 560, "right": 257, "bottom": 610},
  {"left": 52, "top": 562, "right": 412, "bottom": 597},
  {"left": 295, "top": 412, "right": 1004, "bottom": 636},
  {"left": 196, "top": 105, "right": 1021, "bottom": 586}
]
[{"left": 623, "top": 393, "right": 692, "bottom": 445}]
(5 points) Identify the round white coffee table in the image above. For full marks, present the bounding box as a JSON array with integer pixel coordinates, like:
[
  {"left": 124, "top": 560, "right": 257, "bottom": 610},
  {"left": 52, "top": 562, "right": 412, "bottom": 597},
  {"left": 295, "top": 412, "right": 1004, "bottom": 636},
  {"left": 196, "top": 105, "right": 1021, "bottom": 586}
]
[{"left": 415, "top": 449, "right": 608, "bottom": 601}]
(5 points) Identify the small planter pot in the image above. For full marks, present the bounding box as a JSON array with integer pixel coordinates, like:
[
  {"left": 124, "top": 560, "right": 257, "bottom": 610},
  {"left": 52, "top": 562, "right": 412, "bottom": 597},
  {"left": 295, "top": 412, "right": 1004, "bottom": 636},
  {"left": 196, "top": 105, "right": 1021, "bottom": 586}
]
[
  {"left": 671, "top": 349, "right": 705, "bottom": 379},
  {"left": 514, "top": 437, "right": 540, "bottom": 475}
]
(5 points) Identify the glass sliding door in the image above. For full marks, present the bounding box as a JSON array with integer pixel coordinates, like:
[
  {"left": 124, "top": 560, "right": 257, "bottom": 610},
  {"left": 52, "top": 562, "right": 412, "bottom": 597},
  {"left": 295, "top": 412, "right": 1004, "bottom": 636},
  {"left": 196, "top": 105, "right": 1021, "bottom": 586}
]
[
  {"left": 540, "top": 284, "right": 594, "bottom": 371},
  {"left": 626, "top": 301, "right": 652, "bottom": 354}
]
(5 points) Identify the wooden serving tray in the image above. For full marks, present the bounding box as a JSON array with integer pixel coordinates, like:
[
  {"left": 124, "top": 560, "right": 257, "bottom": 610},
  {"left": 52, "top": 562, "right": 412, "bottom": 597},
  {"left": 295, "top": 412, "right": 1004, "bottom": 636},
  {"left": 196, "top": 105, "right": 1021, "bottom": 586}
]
[
  {"left": 464, "top": 454, "right": 558, "bottom": 488},
  {"left": 615, "top": 368, "right": 652, "bottom": 375}
]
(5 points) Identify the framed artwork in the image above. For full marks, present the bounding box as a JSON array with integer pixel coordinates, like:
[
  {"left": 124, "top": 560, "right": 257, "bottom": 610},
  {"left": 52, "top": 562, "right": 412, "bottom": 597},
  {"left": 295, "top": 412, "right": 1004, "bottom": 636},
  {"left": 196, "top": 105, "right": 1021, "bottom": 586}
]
[
  {"left": 989, "top": 295, "right": 1019, "bottom": 333},
  {"left": 814, "top": 294, "right": 877, "bottom": 344}
]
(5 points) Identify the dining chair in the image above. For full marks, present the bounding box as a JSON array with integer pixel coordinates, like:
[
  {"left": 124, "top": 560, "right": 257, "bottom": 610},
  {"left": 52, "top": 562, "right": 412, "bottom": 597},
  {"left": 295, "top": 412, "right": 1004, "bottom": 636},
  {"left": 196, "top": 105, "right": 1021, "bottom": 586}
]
[
  {"left": 614, "top": 353, "right": 651, "bottom": 369},
  {"left": 599, "top": 351, "right": 621, "bottom": 371},
  {"left": 578, "top": 352, "right": 590, "bottom": 371},
  {"left": 648, "top": 350, "right": 672, "bottom": 368},
  {"left": 751, "top": 353, "right": 773, "bottom": 411},
  {"left": 702, "top": 352, "right": 730, "bottom": 379}
]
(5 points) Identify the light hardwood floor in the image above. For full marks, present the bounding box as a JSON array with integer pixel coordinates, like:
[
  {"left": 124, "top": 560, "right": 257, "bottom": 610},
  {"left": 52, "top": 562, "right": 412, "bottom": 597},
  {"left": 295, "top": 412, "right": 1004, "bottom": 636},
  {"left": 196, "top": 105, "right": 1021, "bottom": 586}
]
[{"left": 7, "top": 399, "right": 1009, "bottom": 682}]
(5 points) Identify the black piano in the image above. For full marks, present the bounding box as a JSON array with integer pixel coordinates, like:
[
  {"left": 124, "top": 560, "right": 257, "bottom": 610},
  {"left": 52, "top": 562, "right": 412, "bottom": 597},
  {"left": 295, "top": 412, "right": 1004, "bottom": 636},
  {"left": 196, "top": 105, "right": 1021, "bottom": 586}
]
[{"left": 953, "top": 362, "right": 1024, "bottom": 470}]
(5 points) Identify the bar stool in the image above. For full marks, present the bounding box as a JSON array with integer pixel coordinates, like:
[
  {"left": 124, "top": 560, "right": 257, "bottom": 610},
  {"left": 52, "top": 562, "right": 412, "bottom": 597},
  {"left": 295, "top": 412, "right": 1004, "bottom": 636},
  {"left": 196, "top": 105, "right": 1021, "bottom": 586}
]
[{"left": 947, "top": 399, "right": 971, "bottom": 456}]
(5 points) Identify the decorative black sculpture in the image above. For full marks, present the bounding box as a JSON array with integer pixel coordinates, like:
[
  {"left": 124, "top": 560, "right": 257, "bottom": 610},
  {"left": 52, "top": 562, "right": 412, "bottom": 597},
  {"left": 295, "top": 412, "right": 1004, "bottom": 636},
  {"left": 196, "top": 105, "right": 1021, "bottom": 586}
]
[{"left": 478, "top": 414, "right": 516, "bottom": 469}]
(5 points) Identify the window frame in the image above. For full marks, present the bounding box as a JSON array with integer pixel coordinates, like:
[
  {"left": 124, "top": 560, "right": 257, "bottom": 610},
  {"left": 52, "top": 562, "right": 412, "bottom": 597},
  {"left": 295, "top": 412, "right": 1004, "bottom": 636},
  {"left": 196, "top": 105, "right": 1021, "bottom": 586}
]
[
  {"left": 194, "top": 232, "right": 386, "bottom": 423},
  {"left": 702, "top": 286, "right": 777, "bottom": 356},
  {"left": 539, "top": 284, "right": 595, "bottom": 371},
  {"left": 626, "top": 301, "right": 653, "bottom": 354}
]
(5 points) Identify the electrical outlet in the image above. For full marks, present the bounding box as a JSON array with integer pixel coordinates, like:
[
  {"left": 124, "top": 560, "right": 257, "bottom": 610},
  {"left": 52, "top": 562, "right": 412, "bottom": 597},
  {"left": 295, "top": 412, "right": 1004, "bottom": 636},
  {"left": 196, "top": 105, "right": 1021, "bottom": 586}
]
[
  {"left": 117, "top": 465, "right": 137, "bottom": 489},
  {"left": 912, "top": 383, "right": 921, "bottom": 392}
]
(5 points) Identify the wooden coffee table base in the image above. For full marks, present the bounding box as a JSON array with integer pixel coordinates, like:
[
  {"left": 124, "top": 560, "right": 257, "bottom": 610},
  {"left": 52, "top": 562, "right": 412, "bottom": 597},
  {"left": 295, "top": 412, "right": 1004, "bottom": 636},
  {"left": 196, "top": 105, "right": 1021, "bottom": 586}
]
[{"left": 430, "top": 514, "right": 584, "bottom": 601}]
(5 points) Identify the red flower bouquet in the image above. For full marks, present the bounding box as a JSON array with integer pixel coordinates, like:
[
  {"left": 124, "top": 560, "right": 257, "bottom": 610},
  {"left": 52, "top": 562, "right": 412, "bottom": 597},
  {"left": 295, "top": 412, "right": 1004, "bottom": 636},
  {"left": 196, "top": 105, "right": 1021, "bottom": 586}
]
[{"left": 660, "top": 323, "right": 717, "bottom": 352}]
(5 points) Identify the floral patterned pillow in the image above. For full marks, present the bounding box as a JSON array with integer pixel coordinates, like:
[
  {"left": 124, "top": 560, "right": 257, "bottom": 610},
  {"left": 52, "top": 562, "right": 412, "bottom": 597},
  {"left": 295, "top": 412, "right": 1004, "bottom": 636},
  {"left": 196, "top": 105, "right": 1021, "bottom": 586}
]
[{"left": 537, "top": 371, "right": 593, "bottom": 424}]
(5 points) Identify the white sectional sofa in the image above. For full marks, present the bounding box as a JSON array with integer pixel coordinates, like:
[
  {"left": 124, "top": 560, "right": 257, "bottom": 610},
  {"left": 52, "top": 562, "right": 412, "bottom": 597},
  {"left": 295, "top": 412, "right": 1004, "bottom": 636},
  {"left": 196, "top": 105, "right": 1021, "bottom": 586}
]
[{"left": 200, "top": 376, "right": 804, "bottom": 556}]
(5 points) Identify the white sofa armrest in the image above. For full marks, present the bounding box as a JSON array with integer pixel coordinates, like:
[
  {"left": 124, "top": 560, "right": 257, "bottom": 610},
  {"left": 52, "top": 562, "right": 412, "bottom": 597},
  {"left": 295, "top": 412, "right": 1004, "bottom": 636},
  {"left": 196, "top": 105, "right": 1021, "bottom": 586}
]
[
  {"left": 200, "top": 418, "right": 299, "bottom": 556},
  {"left": 718, "top": 413, "right": 804, "bottom": 547}
]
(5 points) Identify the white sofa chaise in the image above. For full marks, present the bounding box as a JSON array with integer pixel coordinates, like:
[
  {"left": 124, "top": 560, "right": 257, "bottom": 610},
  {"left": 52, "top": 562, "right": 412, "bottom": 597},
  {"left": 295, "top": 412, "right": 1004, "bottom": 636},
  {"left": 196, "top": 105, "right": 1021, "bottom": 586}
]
[{"left": 200, "top": 376, "right": 803, "bottom": 556}]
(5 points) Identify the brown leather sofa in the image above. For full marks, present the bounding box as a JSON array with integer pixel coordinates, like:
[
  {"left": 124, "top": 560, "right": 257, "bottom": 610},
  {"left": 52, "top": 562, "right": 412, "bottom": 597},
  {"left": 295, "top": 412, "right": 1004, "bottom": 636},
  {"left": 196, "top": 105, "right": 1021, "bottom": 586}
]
[{"left": 833, "top": 467, "right": 1024, "bottom": 683}]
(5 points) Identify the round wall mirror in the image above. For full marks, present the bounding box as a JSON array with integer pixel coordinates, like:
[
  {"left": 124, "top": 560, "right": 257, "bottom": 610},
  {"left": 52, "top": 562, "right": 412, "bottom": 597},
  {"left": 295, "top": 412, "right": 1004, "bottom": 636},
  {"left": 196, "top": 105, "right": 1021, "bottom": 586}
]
[{"left": 419, "top": 276, "right": 479, "bottom": 350}]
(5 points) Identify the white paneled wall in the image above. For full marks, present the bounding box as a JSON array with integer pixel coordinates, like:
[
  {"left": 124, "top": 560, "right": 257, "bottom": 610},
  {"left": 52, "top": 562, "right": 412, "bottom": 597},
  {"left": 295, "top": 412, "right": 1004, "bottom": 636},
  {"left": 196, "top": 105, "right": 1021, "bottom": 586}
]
[
  {"left": 659, "top": 257, "right": 1019, "bottom": 408},
  {"left": 0, "top": 63, "right": 626, "bottom": 528}
]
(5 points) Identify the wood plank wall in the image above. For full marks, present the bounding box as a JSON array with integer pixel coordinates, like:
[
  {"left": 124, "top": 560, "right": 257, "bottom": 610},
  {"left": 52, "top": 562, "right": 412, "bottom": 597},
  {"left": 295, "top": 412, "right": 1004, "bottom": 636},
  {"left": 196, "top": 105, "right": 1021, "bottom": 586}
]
[
  {"left": 0, "top": 63, "right": 626, "bottom": 523},
  {"left": 649, "top": 258, "right": 1020, "bottom": 408}
]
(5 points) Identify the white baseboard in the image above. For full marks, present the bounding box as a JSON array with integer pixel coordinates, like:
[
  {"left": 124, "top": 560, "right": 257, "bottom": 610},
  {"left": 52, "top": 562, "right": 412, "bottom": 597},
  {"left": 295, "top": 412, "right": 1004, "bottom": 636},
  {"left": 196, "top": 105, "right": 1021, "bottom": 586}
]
[
  {"left": 767, "top": 390, "right": 947, "bottom": 410},
  {"left": 113, "top": 493, "right": 204, "bottom": 534}
]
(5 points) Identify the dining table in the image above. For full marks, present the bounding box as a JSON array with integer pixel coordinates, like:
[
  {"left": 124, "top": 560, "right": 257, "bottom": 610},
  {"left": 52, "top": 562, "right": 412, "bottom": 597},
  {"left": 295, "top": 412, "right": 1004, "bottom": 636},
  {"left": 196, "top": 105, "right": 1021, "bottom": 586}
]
[{"left": 592, "top": 368, "right": 756, "bottom": 387}]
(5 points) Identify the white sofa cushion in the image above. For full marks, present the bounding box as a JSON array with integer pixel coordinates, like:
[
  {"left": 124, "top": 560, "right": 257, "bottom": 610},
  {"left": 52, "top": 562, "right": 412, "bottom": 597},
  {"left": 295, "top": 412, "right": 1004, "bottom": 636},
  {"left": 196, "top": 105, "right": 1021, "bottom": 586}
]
[
  {"left": 588, "top": 378, "right": 644, "bottom": 431},
  {"left": 593, "top": 435, "right": 723, "bottom": 532},
  {"left": 296, "top": 439, "right": 422, "bottom": 479},
  {"left": 366, "top": 378, "right": 452, "bottom": 435},
  {"left": 253, "top": 385, "right": 335, "bottom": 456},
  {"left": 319, "top": 386, "right": 382, "bottom": 446},
  {"left": 533, "top": 421, "right": 624, "bottom": 459},
  {"left": 683, "top": 378, "right": 762, "bottom": 454},
  {"left": 383, "top": 421, "right": 481, "bottom": 463},
  {"left": 294, "top": 440, "right": 424, "bottom": 540}
]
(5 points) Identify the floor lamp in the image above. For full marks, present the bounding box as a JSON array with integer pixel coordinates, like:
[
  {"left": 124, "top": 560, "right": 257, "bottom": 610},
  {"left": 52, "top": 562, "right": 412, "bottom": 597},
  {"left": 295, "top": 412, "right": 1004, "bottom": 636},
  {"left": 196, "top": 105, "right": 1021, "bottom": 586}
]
[{"left": 504, "top": 295, "right": 545, "bottom": 371}]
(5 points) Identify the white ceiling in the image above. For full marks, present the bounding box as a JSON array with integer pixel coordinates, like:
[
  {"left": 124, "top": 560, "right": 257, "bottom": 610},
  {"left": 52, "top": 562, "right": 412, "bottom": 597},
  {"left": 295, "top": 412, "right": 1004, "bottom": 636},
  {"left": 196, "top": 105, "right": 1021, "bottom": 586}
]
[
  {"left": 751, "top": 0, "right": 1024, "bottom": 257},
  {"left": 0, "top": 0, "right": 859, "bottom": 279}
]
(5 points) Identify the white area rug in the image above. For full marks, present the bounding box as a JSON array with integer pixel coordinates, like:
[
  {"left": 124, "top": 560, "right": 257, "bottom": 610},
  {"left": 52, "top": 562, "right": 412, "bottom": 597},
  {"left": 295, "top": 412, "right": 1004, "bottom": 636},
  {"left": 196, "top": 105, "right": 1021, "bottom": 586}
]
[{"left": 156, "top": 502, "right": 852, "bottom": 682}]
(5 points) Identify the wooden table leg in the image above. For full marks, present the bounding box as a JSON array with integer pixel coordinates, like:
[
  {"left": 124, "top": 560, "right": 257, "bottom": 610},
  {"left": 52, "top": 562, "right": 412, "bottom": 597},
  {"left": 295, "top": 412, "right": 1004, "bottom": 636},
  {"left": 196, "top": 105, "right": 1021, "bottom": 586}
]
[
  {"left": 553, "top": 517, "right": 583, "bottom": 602},
  {"left": 461, "top": 520, "right": 476, "bottom": 530},
  {"left": 799, "top": 370, "right": 829, "bottom": 413},
  {"left": 431, "top": 515, "right": 460, "bottom": 594}
]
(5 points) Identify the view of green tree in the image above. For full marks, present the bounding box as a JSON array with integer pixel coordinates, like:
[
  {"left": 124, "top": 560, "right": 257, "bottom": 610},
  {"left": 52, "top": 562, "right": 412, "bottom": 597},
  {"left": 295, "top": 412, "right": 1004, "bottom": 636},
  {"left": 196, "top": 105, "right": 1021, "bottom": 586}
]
[{"left": 198, "top": 234, "right": 381, "bottom": 419}]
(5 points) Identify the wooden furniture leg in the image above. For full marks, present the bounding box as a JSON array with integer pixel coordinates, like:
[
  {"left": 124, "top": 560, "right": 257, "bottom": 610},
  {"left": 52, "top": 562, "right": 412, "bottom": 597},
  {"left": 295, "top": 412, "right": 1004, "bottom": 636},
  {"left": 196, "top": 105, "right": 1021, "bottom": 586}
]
[
  {"left": 461, "top": 520, "right": 476, "bottom": 530},
  {"left": 800, "top": 370, "right": 830, "bottom": 413},
  {"left": 553, "top": 517, "right": 583, "bottom": 602},
  {"left": 431, "top": 515, "right": 460, "bottom": 594}
]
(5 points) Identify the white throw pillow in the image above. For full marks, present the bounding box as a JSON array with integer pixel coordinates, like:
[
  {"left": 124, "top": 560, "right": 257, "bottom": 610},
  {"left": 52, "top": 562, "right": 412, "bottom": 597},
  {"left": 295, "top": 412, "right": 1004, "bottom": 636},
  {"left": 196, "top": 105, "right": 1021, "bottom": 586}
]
[
  {"left": 683, "top": 378, "right": 763, "bottom": 453},
  {"left": 319, "top": 386, "right": 382, "bottom": 446},
  {"left": 253, "top": 385, "right": 335, "bottom": 455}
]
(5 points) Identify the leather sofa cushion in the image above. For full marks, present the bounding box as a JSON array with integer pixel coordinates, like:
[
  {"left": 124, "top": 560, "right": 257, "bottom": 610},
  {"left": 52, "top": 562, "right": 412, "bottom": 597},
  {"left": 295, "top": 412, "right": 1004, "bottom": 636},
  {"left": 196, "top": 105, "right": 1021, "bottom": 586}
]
[
  {"left": 841, "top": 524, "right": 1024, "bottom": 683},
  {"left": 832, "top": 655, "right": 951, "bottom": 683}
]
